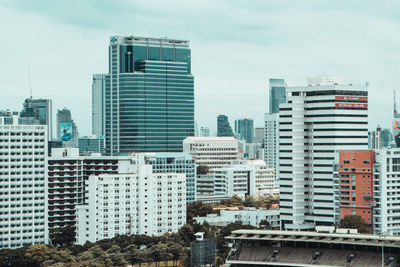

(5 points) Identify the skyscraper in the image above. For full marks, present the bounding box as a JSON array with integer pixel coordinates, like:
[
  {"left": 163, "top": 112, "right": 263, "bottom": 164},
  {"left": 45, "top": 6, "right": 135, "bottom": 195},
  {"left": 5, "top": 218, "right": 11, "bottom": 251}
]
[
  {"left": 200, "top": 127, "right": 210, "bottom": 137},
  {"left": 217, "top": 115, "right": 234, "bottom": 137},
  {"left": 57, "top": 108, "right": 79, "bottom": 147},
  {"left": 19, "top": 98, "right": 53, "bottom": 140},
  {"left": 264, "top": 113, "right": 279, "bottom": 181},
  {"left": 235, "top": 118, "right": 254, "bottom": 143},
  {"left": 269, "top": 78, "right": 286, "bottom": 114},
  {"left": 100, "top": 36, "right": 194, "bottom": 155},
  {"left": 92, "top": 74, "right": 106, "bottom": 137},
  {"left": 279, "top": 77, "right": 368, "bottom": 230},
  {"left": 370, "top": 126, "right": 382, "bottom": 149}
]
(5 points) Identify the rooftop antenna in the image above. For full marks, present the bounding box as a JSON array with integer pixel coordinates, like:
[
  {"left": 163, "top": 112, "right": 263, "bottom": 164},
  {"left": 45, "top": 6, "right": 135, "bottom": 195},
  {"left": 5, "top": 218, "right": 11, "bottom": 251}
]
[
  {"left": 395, "top": 90, "right": 398, "bottom": 115},
  {"left": 28, "top": 66, "right": 32, "bottom": 99}
]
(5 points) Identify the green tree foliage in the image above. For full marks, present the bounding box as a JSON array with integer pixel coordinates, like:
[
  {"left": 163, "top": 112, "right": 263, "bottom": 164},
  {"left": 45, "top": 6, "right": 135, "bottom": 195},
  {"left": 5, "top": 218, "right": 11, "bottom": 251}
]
[
  {"left": 49, "top": 226, "right": 76, "bottom": 247},
  {"left": 186, "top": 201, "right": 215, "bottom": 224},
  {"left": 340, "top": 215, "right": 371, "bottom": 233}
]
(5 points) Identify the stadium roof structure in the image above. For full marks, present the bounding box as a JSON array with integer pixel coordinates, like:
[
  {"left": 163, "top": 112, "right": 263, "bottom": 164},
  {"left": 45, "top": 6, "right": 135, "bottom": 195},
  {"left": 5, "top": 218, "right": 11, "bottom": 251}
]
[{"left": 226, "top": 229, "right": 400, "bottom": 248}]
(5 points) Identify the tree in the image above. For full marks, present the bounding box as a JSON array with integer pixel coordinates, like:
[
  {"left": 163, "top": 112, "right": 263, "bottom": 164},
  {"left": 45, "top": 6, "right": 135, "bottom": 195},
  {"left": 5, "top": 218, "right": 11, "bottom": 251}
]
[
  {"left": 340, "top": 215, "right": 371, "bottom": 233},
  {"left": 166, "top": 242, "right": 185, "bottom": 267},
  {"left": 148, "top": 243, "right": 172, "bottom": 267},
  {"left": 76, "top": 245, "right": 113, "bottom": 267},
  {"left": 0, "top": 248, "right": 39, "bottom": 267},
  {"left": 220, "top": 195, "right": 244, "bottom": 207},
  {"left": 186, "top": 201, "right": 214, "bottom": 224},
  {"left": 106, "top": 245, "right": 127, "bottom": 267},
  {"left": 124, "top": 245, "right": 147, "bottom": 267},
  {"left": 197, "top": 165, "right": 209, "bottom": 175},
  {"left": 49, "top": 226, "right": 76, "bottom": 247}
]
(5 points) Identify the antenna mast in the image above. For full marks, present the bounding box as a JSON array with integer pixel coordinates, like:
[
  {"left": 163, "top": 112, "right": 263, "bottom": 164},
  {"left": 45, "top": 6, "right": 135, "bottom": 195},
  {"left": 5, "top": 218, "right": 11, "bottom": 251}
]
[{"left": 28, "top": 67, "right": 32, "bottom": 99}]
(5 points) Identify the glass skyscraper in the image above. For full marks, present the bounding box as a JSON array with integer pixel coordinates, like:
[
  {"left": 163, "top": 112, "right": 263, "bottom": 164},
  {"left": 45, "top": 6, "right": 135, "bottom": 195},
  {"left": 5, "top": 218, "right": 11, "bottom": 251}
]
[
  {"left": 92, "top": 74, "right": 106, "bottom": 137},
  {"left": 100, "top": 36, "right": 194, "bottom": 155},
  {"left": 217, "top": 115, "right": 234, "bottom": 137},
  {"left": 19, "top": 98, "right": 53, "bottom": 140},
  {"left": 234, "top": 118, "right": 254, "bottom": 143},
  {"left": 269, "top": 78, "right": 286, "bottom": 114}
]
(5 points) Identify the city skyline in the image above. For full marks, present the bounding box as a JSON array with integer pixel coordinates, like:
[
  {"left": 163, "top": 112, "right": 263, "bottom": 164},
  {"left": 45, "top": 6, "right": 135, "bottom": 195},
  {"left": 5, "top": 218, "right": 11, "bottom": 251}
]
[{"left": 1, "top": 1, "right": 399, "bottom": 135}]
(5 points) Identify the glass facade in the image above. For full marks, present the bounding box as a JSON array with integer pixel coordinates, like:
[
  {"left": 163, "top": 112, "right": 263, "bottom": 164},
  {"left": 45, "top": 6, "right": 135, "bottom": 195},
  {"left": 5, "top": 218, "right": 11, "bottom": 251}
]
[
  {"left": 269, "top": 78, "right": 286, "bottom": 114},
  {"left": 235, "top": 118, "right": 254, "bottom": 143},
  {"left": 217, "top": 114, "right": 234, "bottom": 137},
  {"left": 19, "top": 98, "right": 53, "bottom": 140},
  {"left": 104, "top": 36, "right": 194, "bottom": 155}
]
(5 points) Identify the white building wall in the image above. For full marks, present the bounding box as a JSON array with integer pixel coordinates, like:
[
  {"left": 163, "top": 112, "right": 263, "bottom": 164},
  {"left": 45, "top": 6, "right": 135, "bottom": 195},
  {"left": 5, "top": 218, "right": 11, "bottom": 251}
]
[
  {"left": 264, "top": 113, "right": 279, "bottom": 182},
  {"left": 0, "top": 125, "right": 48, "bottom": 249},
  {"left": 75, "top": 164, "right": 186, "bottom": 245}
]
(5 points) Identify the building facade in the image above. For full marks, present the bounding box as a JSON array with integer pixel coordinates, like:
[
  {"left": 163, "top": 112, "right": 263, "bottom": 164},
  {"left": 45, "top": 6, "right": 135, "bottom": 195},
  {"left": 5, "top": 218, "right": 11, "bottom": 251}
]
[
  {"left": 0, "top": 122, "right": 48, "bottom": 249},
  {"left": 234, "top": 118, "right": 254, "bottom": 143},
  {"left": 78, "top": 135, "right": 105, "bottom": 155},
  {"left": 102, "top": 36, "right": 194, "bottom": 155},
  {"left": 92, "top": 74, "right": 106, "bottom": 137},
  {"left": 56, "top": 108, "right": 79, "bottom": 147},
  {"left": 19, "top": 98, "right": 53, "bottom": 140},
  {"left": 76, "top": 163, "right": 186, "bottom": 244},
  {"left": 200, "top": 127, "right": 210, "bottom": 137},
  {"left": 333, "top": 150, "right": 374, "bottom": 226},
  {"left": 370, "top": 126, "right": 382, "bottom": 149},
  {"left": 217, "top": 115, "right": 234, "bottom": 137},
  {"left": 279, "top": 77, "right": 368, "bottom": 230},
  {"left": 269, "top": 78, "right": 286, "bottom": 114},
  {"left": 264, "top": 113, "right": 279, "bottom": 182}
]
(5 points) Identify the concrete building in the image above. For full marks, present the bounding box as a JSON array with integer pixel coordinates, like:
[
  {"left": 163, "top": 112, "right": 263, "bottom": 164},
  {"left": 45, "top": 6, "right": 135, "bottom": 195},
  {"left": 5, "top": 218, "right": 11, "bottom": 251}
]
[
  {"left": 247, "top": 160, "right": 275, "bottom": 197},
  {"left": 217, "top": 115, "right": 234, "bottom": 137},
  {"left": 92, "top": 74, "right": 106, "bottom": 137},
  {"left": 254, "top": 127, "right": 264, "bottom": 145},
  {"left": 75, "top": 162, "right": 186, "bottom": 244},
  {"left": 57, "top": 108, "right": 79, "bottom": 147},
  {"left": 195, "top": 208, "right": 280, "bottom": 228},
  {"left": 333, "top": 150, "right": 374, "bottom": 226},
  {"left": 279, "top": 77, "right": 368, "bottom": 230},
  {"left": 235, "top": 118, "right": 254, "bottom": 143},
  {"left": 370, "top": 126, "right": 382, "bottom": 149},
  {"left": 269, "top": 78, "right": 286, "bottom": 114},
  {"left": 264, "top": 113, "right": 279, "bottom": 181},
  {"left": 0, "top": 119, "right": 48, "bottom": 249},
  {"left": 382, "top": 128, "right": 393, "bottom": 148},
  {"left": 183, "top": 137, "right": 240, "bottom": 169},
  {"left": 200, "top": 127, "right": 210, "bottom": 137}
]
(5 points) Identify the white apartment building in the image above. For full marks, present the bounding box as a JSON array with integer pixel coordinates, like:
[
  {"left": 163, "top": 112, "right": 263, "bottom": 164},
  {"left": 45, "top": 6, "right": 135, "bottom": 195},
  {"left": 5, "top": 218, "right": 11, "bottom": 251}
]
[
  {"left": 75, "top": 162, "right": 186, "bottom": 245},
  {"left": 373, "top": 149, "right": 400, "bottom": 236},
  {"left": 264, "top": 113, "right": 279, "bottom": 182},
  {"left": 0, "top": 121, "right": 48, "bottom": 248},
  {"left": 183, "top": 137, "right": 240, "bottom": 169},
  {"left": 194, "top": 208, "right": 280, "bottom": 228},
  {"left": 247, "top": 160, "right": 275, "bottom": 196},
  {"left": 279, "top": 77, "right": 368, "bottom": 230}
]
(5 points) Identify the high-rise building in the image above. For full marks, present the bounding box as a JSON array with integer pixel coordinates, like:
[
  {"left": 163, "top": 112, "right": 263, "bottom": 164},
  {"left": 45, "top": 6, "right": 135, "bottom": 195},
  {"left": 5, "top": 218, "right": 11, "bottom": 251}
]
[
  {"left": 254, "top": 127, "right": 264, "bottom": 145},
  {"left": 19, "top": 98, "right": 53, "bottom": 140},
  {"left": 100, "top": 36, "right": 194, "bottom": 155},
  {"left": 76, "top": 163, "right": 186, "bottom": 244},
  {"left": 0, "top": 118, "right": 48, "bottom": 249},
  {"left": 235, "top": 118, "right": 254, "bottom": 143},
  {"left": 381, "top": 128, "right": 393, "bottom": 148},
  {"left": 279, "top": 77, "right": 368, "bottom": 230},
  {"left": 78, "top": 135, "right": 105, "bottom": 155},
  {"left": 200, "top": 127, "right": 210, "bottom": 137},
  {"left": 57, "top": 108, "right": 79, "bottom": 147},
  {"left": 217, "top": 115, "right": 234, "bottom": 137},
  {"left": 370, "top": 126, "right": 382, "bottom": 149},
  {"left": 269, "top": 78, "right": 286, "bottom": 114},
  {"left": 92, "top": 74, "right": 106, "bottom": 137},
  {"left": 333, "top": 150, "right": 374, "bottom": 227},
  {"left": 264, "top": 113, "right": 279, "bottom": 181}
]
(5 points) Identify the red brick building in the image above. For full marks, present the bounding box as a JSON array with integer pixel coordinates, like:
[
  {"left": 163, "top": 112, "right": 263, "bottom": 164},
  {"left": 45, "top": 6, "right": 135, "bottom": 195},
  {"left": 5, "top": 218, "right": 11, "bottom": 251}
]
[{"left": 338, "top": 150, "right": 374, "bottom": 224}]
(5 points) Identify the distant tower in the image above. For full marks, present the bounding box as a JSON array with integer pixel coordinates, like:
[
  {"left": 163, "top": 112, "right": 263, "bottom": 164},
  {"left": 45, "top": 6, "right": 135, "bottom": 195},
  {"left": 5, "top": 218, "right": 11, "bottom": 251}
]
[
  {"left": 234, "top": 118, "right": 254, "bottom": 143},
  {"left": 371, "top": 126, "right": 382, "bottom": 149},
  {"left": 19, "top": 98, "right": 53, "bottom": 140},
  {"left": 217, "top": 115, "right": 234, "bottom": 137},
  {"left": 57, "top": 108, "right": 79, "bottom": 147}
]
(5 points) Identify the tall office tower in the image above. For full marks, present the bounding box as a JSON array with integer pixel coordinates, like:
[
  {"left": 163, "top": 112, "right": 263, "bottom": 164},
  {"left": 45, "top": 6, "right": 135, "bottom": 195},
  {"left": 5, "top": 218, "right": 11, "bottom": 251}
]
[
  {"left": 394, "top": 91, "right": 400, "bottom": 147},
  {"left": 200, "top": 127, "right": 210, "bottom": 137},
  {"left": 19, "top": 98, "right": 53, "bottom": 140},
  {"left": 279, "top": 77, "right": 368, "bottom": 230},
  {"left": 381, "top": 128, "right": 393, "bottom": 148},
  {"left": 217, "top": 115, "right": 234, "bottom": 137},
  {"left": 78, "top": 135, "right": 106, "bottom": 155},
  {"left": 269, "top": 78, "right": 286, "bottom": 114},
  {"left": 235, "top": 118, "right": 254, "bottom": 143},
  {"left": 102, "top": 36, "right": 194, "bottom": 155},
  {"left": 370, "top": 126, "right": 382, "bottom": 149},
  {"left": 57, "top": 108, "right": 79, "bottom": 147},
  {"left": 264, "top": 113, "right": 279, "bottom": 181},
  {"left": 254, "top": 127, "right": 264, "bottom": 144},
  {"left": 76, "top": 163, "right": 186, "bottom": 244},
  {"left": 0, "top": 118, "right": 48, "bottom": 249},
  {"left": 333, "top": 150, "right": 374, "bottom": 227},
  {"left": 92, "top": 74, "right": 106, "bottom": 137}
]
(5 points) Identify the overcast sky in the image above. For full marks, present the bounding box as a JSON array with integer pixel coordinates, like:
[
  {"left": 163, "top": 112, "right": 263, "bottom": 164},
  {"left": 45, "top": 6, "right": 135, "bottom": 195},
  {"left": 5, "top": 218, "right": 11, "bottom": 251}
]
[{"left": 0, "top": 0, "right": 399, "bottom": 136}]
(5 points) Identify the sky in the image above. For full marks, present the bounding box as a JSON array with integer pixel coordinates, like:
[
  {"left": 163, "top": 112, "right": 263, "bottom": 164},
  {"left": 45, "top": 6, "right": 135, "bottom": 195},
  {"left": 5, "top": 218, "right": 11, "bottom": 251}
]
[{"left": 0, "top": 0, "right": 399, "bottom": 136}]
